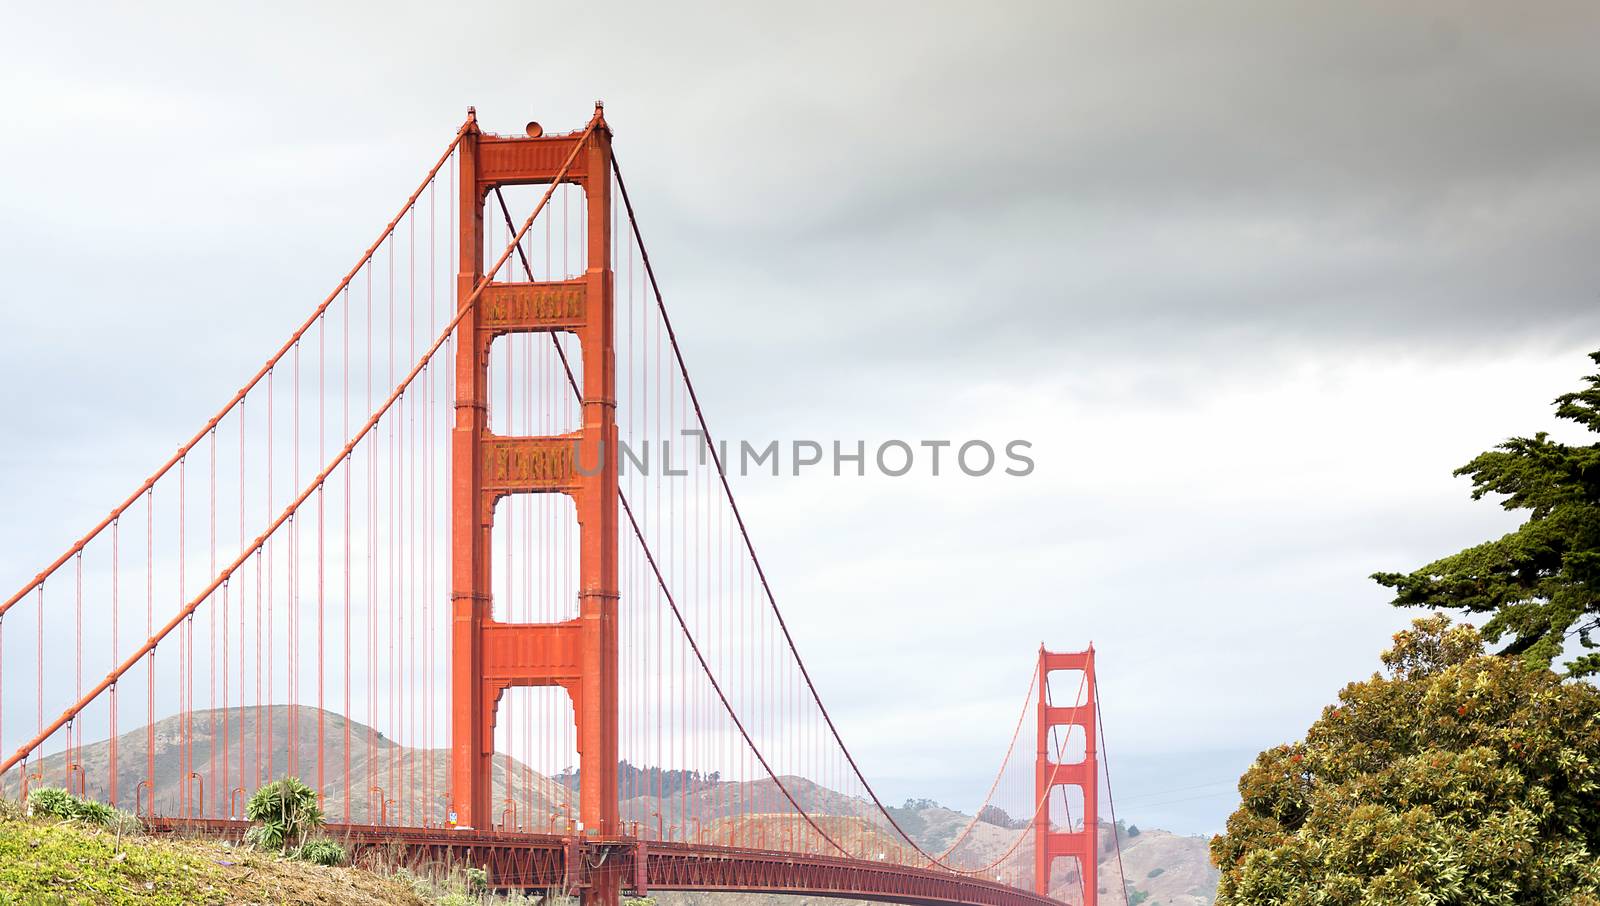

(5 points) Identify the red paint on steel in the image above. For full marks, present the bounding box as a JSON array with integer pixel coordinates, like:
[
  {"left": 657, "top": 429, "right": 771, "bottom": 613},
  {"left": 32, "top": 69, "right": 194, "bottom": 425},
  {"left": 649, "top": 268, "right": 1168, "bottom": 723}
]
[
  {"left": 1034, "top": 646, "right": 1098, "bottom": 905},
  {"left": 0, "top": 108, "right": 1127, "bottom": 906},
  {"left": 148, "top": 819, "right": 1064, "bottom": 906},
  {"left": 448, "top": 107, "right": 616, "bottom": 906},
  {"left": 0, "top": 168, "right": 549, "bottom": 778},
  {"left": 484, "top": 174, "right": 860, "bottom": 866}
]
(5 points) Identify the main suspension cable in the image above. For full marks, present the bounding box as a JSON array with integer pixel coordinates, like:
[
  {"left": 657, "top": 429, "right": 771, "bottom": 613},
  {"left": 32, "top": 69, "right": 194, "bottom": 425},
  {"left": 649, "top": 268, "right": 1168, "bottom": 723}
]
[
  {"left": 0, "top": 119, "right": 475, "bottom": 621},
  {"left": 489, "top": 186, "right": 854, "bottom": 859},
  {"left": 611, "top": 151, "right": 1020, "bottom": 871},
  {"left": 0, "top": 114, "right": 599, "bottom": 778}
]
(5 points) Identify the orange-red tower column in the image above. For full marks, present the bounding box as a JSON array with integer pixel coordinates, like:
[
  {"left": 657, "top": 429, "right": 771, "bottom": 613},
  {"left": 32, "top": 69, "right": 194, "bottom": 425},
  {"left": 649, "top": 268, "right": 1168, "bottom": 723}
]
[
  {"left": 450, "top": 114, "right": 490, "bottom": 829},
  {"left": 1034, "top": 646, "right": 1098, "bottom": 905},
  {"left": 450, "top": 108, "right": 618, "bottom": 879}
]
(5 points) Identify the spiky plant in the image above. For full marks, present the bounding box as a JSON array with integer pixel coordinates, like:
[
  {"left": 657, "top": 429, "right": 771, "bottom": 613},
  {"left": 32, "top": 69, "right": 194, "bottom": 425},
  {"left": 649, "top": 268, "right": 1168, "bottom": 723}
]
[
  {"left": 294, "top": 837, "right": 346, "bottom": 866},
  {"left": 244, "top": 777, "right": 324, "bottom": 853}
]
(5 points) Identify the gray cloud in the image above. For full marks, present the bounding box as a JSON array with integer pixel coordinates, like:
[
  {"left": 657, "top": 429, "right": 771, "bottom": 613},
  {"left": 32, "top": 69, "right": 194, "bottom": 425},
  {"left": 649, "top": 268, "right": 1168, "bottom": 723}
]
[{"left": 3, "top": 0, "right": 1600, "bottom": 835}]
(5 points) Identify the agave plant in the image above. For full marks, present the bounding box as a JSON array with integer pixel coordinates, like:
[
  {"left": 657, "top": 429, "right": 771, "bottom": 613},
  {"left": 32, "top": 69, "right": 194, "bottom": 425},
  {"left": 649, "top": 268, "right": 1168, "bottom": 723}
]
[{"left": 244, "top": 777, "right": 325, "bottom": 853}]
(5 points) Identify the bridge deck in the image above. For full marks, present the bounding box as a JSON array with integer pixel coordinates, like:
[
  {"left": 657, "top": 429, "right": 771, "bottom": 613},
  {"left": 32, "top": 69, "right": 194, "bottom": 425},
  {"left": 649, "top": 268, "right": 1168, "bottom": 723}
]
[{"left": 148, "top": 819, "right": 1060, "bottom": 906}]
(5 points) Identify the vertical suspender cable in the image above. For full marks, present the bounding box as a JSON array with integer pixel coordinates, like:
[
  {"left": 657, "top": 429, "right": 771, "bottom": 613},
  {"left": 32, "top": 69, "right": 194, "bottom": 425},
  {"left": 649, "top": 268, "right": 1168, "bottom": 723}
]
[
  {"left": 265, "top": 367, "right": 274, "bottom": 784},
  {"left": 178, "top": 457, "right": 187, "bottom": 815},
  {"left": 209, "top": 428, "right": 218, "bottom": 815},
  {"left": 290, "top": 345, "right": 299, "bottom": 780},
  {"left": 144, "top": 491, "right": 153, "bottom": 812},
  {"left": 318, "top": 312, "right": 327, "bottom": 804},
  {"left": 111, "top": 519, "right": 119, "bottom": 806},
  {"left": 343, "top": 281, "right": 353, "bottom": 822}
]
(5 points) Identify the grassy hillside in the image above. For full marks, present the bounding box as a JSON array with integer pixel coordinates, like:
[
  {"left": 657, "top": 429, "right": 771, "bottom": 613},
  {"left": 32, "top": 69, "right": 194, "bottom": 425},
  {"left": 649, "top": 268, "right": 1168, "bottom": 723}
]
[{"left": 0, "top": 806, "right": 428, "bottom": 906}]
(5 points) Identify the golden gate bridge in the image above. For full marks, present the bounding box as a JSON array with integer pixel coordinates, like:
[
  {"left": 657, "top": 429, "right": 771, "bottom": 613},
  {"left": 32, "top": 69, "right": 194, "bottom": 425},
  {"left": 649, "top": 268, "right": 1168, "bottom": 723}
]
[{"left": 0, "top": 105, "right": 1117, "bottom": 906}]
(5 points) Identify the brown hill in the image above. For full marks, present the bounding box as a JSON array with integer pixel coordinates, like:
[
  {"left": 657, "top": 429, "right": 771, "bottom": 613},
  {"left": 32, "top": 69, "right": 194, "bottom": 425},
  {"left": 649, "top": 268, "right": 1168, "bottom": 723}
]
[
  {"left": 6, "top": 707, "right": 1217, "bottom": 903},
  {"left": 0, "top": 705, "right": 571, "bottom": 826},
  {"left": 873, "top": 800, "right": 1218, "bottom": 906}
]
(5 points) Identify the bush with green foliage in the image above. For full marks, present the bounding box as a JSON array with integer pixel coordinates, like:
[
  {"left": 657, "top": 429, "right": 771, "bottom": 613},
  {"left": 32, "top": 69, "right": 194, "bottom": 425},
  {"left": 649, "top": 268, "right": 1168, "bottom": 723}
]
[
  {"left": 27, "top": 787, "right": 124, "bottom": 829},
  {"left": 1374, "top": 348, "right": 1600, "bottom": 675},
  {"left": 293, "top": 837, "right": 346, "bottom": 866},
  {"left": 244, "top": 776, "right": 324, "bottom": 853},
  {"left": 1211, "top": 615, "right": 1600, "bottom": 903},
  {"left": 26, "top": 788, "right": 76, "bottom": 820}
]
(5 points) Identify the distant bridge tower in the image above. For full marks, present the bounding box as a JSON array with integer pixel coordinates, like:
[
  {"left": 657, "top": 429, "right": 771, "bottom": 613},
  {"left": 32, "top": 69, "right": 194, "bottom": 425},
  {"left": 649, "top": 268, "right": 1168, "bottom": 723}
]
[
  {"left": 450, "top": 104, "right": 619, "bottom": 899},
  {"left": 1034, "top": 646, "right": 1098, "bottom": 905}
]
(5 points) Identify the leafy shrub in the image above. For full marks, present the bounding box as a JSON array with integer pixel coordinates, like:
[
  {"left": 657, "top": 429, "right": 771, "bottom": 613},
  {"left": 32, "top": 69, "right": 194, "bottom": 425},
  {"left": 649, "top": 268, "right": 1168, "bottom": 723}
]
[
  {"left": 26, "top": 788, "right": 76, "bottom": 820},
  {"left": 244, "top": 777, "right": 325, "bottom": 853},
  {"left": 26, "top": 788, "right": 125, "bottom": 829},
  {"left": 1211, "top": 615, "right": 1600, "bottom": 903},
  {"left": 241, "top": 823, "right": 269, "bottom": 848},
  {"left": 294, "top": 838, "right": 346, "bottom": 866},
  {"left": 71, "top": 798, "right": 115, "bottom": 826},
  {"left": 465, "top": 866, "right": 488, "bottom": 892}
]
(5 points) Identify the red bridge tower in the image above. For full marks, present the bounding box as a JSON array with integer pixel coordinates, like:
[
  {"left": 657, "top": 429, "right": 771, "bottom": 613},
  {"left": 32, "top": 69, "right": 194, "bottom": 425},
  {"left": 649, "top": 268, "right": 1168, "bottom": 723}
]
[
  {"left": 450, "top": 104, "right": 619, "bottom": 883},
  {"left": 1034, "top": 645, "right": 1098, "bottom": 905}
]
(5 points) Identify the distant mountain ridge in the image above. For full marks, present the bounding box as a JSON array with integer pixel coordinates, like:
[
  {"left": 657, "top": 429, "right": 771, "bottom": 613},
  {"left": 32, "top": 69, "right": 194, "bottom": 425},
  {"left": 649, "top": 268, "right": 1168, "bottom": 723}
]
[{"left": 4, "top": 706, "right": 1217, "bottom": 904}]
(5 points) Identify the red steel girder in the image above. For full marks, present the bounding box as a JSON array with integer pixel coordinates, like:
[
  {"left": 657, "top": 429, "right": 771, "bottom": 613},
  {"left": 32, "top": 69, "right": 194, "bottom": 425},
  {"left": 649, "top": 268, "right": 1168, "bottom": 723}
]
[{"left": 147, "top": 820, "right": 1064, "bottom": 906}]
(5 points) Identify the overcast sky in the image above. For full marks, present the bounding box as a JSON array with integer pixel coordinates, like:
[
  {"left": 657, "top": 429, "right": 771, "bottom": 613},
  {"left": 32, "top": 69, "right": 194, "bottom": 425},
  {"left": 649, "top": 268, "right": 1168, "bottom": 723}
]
[{"left": 3, "top": 1, "right": 1600, "bottom": 836}]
